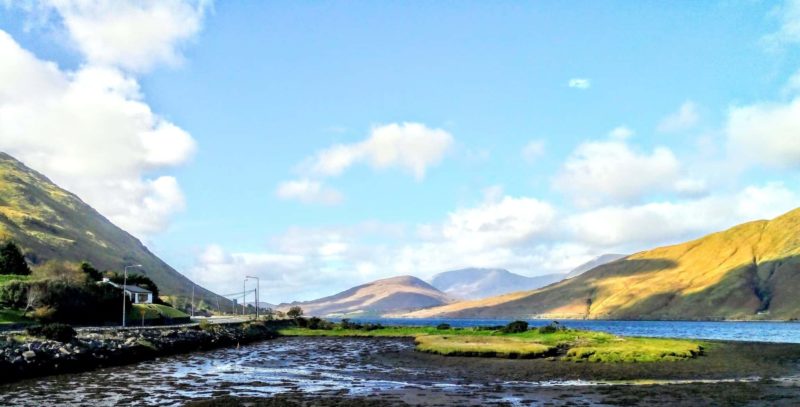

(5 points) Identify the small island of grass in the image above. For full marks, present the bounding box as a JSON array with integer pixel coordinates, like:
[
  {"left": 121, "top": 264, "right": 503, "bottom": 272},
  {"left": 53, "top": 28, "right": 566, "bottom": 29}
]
[{"left": 279, "top": 320, "right": 703, "bottom": 363}]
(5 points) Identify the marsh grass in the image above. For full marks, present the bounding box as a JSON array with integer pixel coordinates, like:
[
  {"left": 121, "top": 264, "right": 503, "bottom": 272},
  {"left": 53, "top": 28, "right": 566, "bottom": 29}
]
[{"left": 279, "top": 326, "right": 703, "bottom": 363}]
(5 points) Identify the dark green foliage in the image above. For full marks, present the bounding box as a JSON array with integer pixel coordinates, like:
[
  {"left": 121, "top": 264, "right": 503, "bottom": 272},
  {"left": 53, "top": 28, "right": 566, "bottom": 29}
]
[
  {"left": 0, "top": 242, "right": 30, "bottom": 275},
  {"left": 0, "top": 280, "right": 128, "bottom": 324},
  {"left": 294, "top": 317, "right": 308, "bottom": 328},
  {"left": 502, "top": 320, "right": 529, "bottom": 334},
  {"left": 307, "top": 317, "right": 334, "bottom": 330},
  {"left": 80, "top": 262, "right": 103, "bottom": 282},
  {"left": 436, "top": 323, "right": 451, "bottom": 330},
  {"left": 537, "top": 321, "right": 565, "bottom": 334},
  {"left": 26, "top": 323, "right": 77, "bottom": 342},
  {"left": 337, "top": 319, "right": 383, "bottom": 331},
  {"left": 287, "top": 306, "right": 304, "bottom": 319},
  {"left": 243, "top": 321, "right": 270, "bottom": 339},
  {"left": 0, "top": 281, "right": 28, "bottom": 308}
]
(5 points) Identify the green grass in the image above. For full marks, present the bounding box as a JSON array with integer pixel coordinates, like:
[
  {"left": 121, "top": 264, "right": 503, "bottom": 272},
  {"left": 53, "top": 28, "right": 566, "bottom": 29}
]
[
  {"left": 279, "top": 326, "right": 703, "bottom": 363},
  {"left": 128, "top": 303, "right": 189, "bottom": 321},
  {"left": 0, "top": 308, "right": 31, "bottom": 325},
  {"left": 0, "top": 274, "right": 30, "bottom": 285}
]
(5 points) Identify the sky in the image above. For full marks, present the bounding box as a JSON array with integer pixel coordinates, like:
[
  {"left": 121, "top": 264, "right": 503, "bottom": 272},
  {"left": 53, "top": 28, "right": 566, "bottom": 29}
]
[{"left": 2, "top": 1, "right": 800, "bottom": 303}]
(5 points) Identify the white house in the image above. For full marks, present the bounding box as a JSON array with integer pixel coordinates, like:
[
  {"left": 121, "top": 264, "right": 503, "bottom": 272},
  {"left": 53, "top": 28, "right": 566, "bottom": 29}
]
[{"left": 101, "top": 278, "right": 154, "bottom": 304}]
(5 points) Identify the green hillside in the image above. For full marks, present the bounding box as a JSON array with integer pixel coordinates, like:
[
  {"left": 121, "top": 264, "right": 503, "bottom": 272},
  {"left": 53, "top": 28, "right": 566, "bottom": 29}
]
[
  {"left": 404, "top": 208, "right": 800, "bottom": 321},
  {"left": 0, "top": 152, "right": 228, "bottom": 311}
]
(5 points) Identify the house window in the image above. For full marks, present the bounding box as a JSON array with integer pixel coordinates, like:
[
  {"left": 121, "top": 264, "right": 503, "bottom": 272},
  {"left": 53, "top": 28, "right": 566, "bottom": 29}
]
[{"left": 136, "top": 293, "right": 149, "bottom": 303}]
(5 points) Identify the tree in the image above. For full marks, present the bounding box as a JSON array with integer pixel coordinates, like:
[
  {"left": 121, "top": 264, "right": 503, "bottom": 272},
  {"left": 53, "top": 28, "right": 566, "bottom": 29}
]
[
  {"left": 287, "top": 306, "right": 304, "bottom": 319},
  {"left": 0, "top": 242, "right": 30, "bottom": 275},
  {"left": 80, "top": 262, "right": 103, "bottom": 282}
]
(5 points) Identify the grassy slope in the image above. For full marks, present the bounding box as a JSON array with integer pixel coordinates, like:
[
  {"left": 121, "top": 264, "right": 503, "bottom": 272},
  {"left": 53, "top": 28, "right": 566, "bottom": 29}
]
[
  {"left": 0, "top": 152, "right": 228, "bottom": 310},
  {"left": 0, "top": 275, "right": 30, "bottom": 285},
  {"left": 279, "top": 327, "right": 702, "bottom": 362},
  {"left": 402, "top": 208, "right": 800, "bottom": 320},
  {"left": 129, "top": 304, "right": 189, "bottom": 321}
]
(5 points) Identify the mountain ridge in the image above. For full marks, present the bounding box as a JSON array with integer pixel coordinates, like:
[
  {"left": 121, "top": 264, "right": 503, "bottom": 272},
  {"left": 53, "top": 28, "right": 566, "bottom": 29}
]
[
  {"left": 278, "top": 275, "right": 455, "bottom": 317},
  {"left": 0, "top": 152, "right": 227, "bottom": 310},
  {"left": 399, "top": 208, "right": 800, "bottom": 320}
]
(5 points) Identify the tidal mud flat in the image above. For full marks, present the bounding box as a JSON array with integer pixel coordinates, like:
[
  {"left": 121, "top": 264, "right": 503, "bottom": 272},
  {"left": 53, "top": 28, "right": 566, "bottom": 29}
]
[{"left": 1, "top": 336, "right": 799, "bottom": 406}]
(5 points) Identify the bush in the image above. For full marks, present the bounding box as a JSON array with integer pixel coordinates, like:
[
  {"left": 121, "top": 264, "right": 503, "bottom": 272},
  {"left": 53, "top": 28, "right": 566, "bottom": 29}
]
[
  {"left": 340, "top": 318, "right": 359, "bottom": 329},
  {"left": 537, "top": 321, "right": 565, "bottom": 334},
  {"left": 32, "top": 305, "right": 55, "bottom": 322},
  {"left": 436, "top": 323, "right": 451, "bottom": 330},
  {"left": 502, "top": 320, "right": 529, "bottom": 334},
  {"left": 0, "top": 242, "right": 30, "bottom": 276},
  {"left": 26, "top": 323, "right": 77, "bottom": 342},
  {"left": 0, "top": 280, "right": 28, "bottom": 308},
  {"left": 294, "top": 317, "right": 308, "bottom": 328},
  {"left": 243, "top": 321, "right": 270, "bottom": 339},
  {"left": 287, "top": 306, "right": 304, "bottom": 320}
]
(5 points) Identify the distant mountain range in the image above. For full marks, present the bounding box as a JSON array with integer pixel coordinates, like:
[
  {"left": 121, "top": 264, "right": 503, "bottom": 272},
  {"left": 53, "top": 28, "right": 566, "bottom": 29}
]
[
  {"left": 401, "top": 208, "right": 800, "bottom": 321},
  {"left": 429, "top": 255, "right": 625, "bottom": 300},
  {"left": 0, "top": 152, "right": 227, "bottom": 309},
  {"left": 277, "top": 275, "right": 455, "bottom": 317},
  {"left": 430, "top": 269, "right": 565, "bottom": 300}
]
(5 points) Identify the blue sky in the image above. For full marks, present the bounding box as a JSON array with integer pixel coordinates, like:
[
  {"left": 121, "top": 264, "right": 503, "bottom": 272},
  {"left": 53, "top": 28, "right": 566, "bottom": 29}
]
[{"left": 2, "top": 1, "right": 800, "bottom": 302}]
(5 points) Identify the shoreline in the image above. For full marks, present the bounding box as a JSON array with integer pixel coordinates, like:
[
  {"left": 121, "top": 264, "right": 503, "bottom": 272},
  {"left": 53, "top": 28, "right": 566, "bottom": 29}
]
[{"left": 0, "top": 320, "right": 290, "bottom": 384}]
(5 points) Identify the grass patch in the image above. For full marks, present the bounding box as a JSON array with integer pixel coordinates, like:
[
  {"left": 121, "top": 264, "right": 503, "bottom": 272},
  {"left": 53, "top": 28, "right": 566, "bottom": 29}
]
[
  {"left": 129, "top": 303, "right": 189, "bottom": 321},
  {"left": 280, "top": 326, "right": 702, "bottom": 363},
  {"left": 0, "top": 308, "right": 31, "bottom": 325},
  {"left": 563, "top": 337, "right": 704, "bottom": 363},
  {"left": 0, "top": 274, "right": 30, "bottom": 285},
  {"left": 416, "top": 335, "right": 553, "bottom": 358}
]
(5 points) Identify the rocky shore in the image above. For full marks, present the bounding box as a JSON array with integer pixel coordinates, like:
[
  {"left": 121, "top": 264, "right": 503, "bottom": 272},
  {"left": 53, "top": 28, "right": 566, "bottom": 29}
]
[{"left": 0, "top": 320, "right": 288, "bottom": 384}]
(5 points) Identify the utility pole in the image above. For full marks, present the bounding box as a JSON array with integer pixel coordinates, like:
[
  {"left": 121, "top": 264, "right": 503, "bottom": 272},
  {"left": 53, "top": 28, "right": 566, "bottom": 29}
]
[
  {"left": 242, "top": 280, "right": 247, "bottom": 316},
  {"left": 246, "top": 276, "right": 260, "bottom": 320},
  {"left": 121, "top": 264, "right": 142, "bottom": 327},
  {"left": 191, "top": 283, "right": 195, "bottom": 318}
]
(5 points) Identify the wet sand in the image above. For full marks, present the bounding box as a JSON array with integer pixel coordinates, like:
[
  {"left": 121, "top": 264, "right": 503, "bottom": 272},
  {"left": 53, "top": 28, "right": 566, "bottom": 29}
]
[{"left": 1, "top": 337, "right": 799, "bottom": 406}]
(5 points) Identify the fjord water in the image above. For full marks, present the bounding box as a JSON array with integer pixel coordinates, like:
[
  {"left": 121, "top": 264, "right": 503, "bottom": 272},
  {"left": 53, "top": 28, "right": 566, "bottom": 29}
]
[
  {"left": 1, "top": 320, "right": 799, "bottom": 406},
  {"left": 347, "top": 319, "right": 800, "bottom": 343}
]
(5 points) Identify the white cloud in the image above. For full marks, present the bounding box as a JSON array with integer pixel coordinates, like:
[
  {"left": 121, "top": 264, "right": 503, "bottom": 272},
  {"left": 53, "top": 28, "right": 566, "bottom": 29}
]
[
  {"left": 568, "top": 78, "right": 591, "bottom": 89},
  {"left": 38, "top": 0, "right": 210, "bottom": 72},
  {"left": 763, "top": 0, "right": 800, "bottom": 47},
  {"left": 0, "top": 1, "right": 204, "bottom": 238},
  {"left": 608, "top": 126, "right": 634, "bottom": 140},
  {"left": 521, "top": 139, "right": 545, "bottom": 162},
  {"left": 658, "top": 101, "right": 700, "bottom": 133},
  {"left": 566, "top": 182, "right": 800, "bottom": 248},
  {"left": 275, "top": 179, "right": 343, "bottom": 205},
  {"left": 305, "top": 122, "right": 454, "bottom": 180},
  {"left": 727, "top": 98, "right": 800, "bottom": 168},
  {"left": 658, "top": 100, "right": 700, "bottom": 133},
  {"left": 441, "top": 196, "right": 556, "bottom": 250},
  {"left": 555, "top": 140, "right": 681, "bottom": 207}
]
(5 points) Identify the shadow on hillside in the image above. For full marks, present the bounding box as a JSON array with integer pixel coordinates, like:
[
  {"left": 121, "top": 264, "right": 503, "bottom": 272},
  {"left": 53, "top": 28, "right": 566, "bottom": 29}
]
[{"left": 607, "top": 255, "right": 800, "bottom": 320}]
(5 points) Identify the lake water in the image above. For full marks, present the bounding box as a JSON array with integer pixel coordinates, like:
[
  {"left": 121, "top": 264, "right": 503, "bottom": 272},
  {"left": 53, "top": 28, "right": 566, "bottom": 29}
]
[{"left": 341, "top": 318, "right": 800, "bottom": 343}]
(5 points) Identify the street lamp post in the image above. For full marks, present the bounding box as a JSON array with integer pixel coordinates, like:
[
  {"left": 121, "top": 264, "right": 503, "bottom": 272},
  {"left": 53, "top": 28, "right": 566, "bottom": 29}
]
[
  {"left": 122, "top": 264, "right": 143, "bottom": 327},
  {"left": 246, "top": 276, "right": 259, "bottom": 320}
]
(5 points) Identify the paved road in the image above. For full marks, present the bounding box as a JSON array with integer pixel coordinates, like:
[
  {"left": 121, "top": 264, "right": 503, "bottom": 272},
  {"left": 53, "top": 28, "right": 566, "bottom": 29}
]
[{"left": 0, "top": 315, "right": 257, "bottom": 334}]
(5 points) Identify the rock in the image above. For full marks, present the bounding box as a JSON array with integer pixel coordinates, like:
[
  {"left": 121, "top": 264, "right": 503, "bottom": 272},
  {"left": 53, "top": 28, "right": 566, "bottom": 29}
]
[
  {"left": 59, "top": 347, "right": 70, "bottom": 355},
  {"left": 22, "top": 350, "right": 36, "bottom": 360}
]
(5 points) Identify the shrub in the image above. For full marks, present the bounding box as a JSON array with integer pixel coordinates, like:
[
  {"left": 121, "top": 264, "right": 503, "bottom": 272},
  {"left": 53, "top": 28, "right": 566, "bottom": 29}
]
[
  {"left": 361, "top": 322, "right": 383, "bottom": 331},
  {"left": 26, "top": 323, "right": 77, "bottom": 342},
  {"left": 243, "top": 321, "right": 270, "bottom": 339},
  {"left": 0, "top": 280, "right": 28, "bottom": 308},
  {"left": 340, "top": 318, "right": 358, "bottom": 329},
  {"left": 502, "top": 320, "right": 529, "bottom": 334},
  {"left": 436, "top": 323, "right": 451, "bottom": 330},
  {"left": 0, "top": 242, "right": 30, "bottom": 276},
  {"left": 32, "top": 305, "right": 55, "bottom": 322},
  {"left": 199, "top": 319, "right": 217, "bottom": 332},
  {"left": 537, "top": 321, "right": 565, "bottom": 334},
  {"left": 294, "top": 317, "right": 308, "bottom": 328}
]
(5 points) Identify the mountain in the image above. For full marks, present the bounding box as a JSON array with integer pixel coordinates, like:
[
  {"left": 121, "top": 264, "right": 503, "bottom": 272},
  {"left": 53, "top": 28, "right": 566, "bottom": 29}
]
[
  {"left": 278, "top": 275, "right": 455, "bottom": 317},
  {"left": 565, "top": 254, "right": 627, "bottom": 279},
  {"left": 400, "top": 208, "right": 800, "bottom": 321},
  {"left": 0, "top": 152, "right": 227, "bottom": 309},
  {"left": 430, "top": 268, "right": 564, "bottom": 300}
]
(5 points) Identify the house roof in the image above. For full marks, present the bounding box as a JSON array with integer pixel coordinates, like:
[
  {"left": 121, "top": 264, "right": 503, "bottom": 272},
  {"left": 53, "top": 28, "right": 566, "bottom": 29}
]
[{"left": 121, "top": 285, "right": 152, "bottom": 294}]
